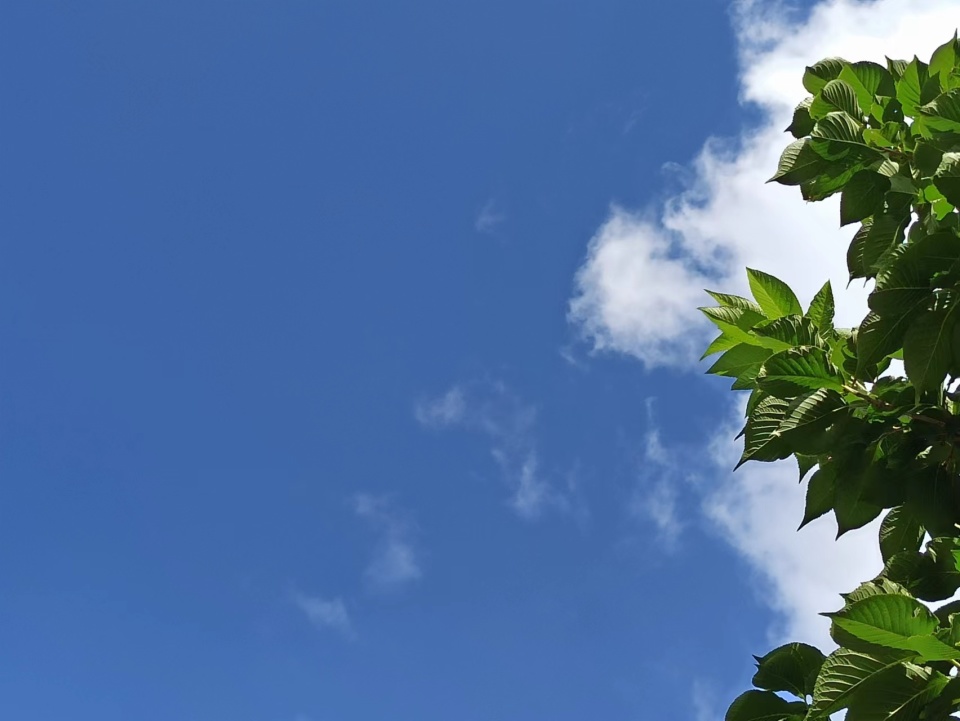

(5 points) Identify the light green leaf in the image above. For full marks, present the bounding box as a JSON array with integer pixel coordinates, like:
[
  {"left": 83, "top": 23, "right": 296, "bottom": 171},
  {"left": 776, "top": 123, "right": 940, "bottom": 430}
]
[
  {"left": 701, "top": 333, "right": 739, "bottom": 360},
  {"left": 707, "top": 343, "right": 773, "bottom": 380},
  {"left": 803, "top": 58, "right": 847, "bottom": 95},
  {"left": 918, "top": 88, "right": 960, "bottom": 132},
  {"left": 811, "top": 78, "right": 863, "bottom": 119},
  {"left": 929, "top": 33, "right": 959, "bottom": 89},
  {"left": 747, "top": 268, "right": 803, "bottom": 319},
  {"left": 840, "top": 61, "right": 896, "bottom": 112},
  {"left": 828, "top": 594, "right": 959, "bottom": 660},
  {"left": 705, "top": 291, "right": 765, "bottom": 314},
  {"left": 896, "top": 57, "right": 929, "bottom": 116},
  {"left": 757, "top": 347, "right": 844, "bottom": 397}
]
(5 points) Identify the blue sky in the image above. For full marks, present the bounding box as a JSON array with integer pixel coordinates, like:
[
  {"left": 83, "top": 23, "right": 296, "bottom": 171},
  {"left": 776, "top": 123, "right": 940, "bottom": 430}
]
[{"left": 3, "top": 2, "right": 955, "bottom": 720}]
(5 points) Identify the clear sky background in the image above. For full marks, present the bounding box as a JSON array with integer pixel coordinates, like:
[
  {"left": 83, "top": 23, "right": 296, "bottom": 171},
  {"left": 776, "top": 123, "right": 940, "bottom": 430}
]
[{"left": 2, "top": 2, "right": 957, "bottom": 720}]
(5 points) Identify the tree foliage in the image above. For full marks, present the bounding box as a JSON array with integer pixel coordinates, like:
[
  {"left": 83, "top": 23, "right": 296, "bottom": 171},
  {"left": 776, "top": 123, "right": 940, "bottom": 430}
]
[{"left": 703, "top": 35, "right": 960, "bottom": 721}]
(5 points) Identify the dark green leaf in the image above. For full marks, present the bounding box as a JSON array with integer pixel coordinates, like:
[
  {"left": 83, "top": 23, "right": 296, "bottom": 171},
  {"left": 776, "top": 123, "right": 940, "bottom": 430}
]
[
  {"left": 786, "top": 97, "right": 815, "bottom": 138},
  {"left": 857, "top": 311, "right": 922, "bottom": 378},
  {"left": 903, "top": 304, "right": 959, "bottom": 396},
  {"left": 801, "top": 466, "right": 835, "bottom": 529},
  {"left": 726, "top": 691, "right": 805, "bottom": 721},
  {"left": 933, "top": 151, "right": 960, "bottom": 206},
  {"left": 769, "top": 139, "right": 834, "bottom": 185},
  {"left": 738, "top": 396, "right": 792, "bottom": 467},
  {"left": 811, "top": 648, "right": 912, "bottom": 717},
  {"left": 840, "top": 170, "right": 890, "bottom": 226},
  {"left": 811, "top": 111, "right": 865, "bottom": 147},
  {"left": 840, "top": 61, "right": 896, "bottom": 112},
  {"left": 879, "top": 507, "right": 924, "bottom": 563},
  {"left": 753, "top": 643, "right": 826, "bottom": 699},
  {"left": 806, "top": 281, "right": 835, "bottom": 330}
]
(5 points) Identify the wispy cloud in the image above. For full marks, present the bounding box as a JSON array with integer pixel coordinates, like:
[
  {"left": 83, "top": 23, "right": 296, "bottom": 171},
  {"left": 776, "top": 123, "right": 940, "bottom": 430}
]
[
  {"left": 415, "top": 381, "right": 582, "bottom": 520},
  {"left": 567, "top": 0, "right": 954, "bottom": 648},
  {"left": 474, "top": 199, "right": 506, "bottom": 234},
  {"left": 626, "top": 399, "right": 692, "bottom": 549},
  {"left": 353, "top": 494, "right": 422, "bottom": 591},
  {"left": 292, "top": 592, "right": 354, "bottom": 640}
]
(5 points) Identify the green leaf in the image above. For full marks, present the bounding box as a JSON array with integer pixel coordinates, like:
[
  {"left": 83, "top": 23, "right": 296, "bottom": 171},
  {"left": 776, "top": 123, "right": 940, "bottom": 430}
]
[
  {"left": 929, "top": 33, "right": 959, "bottom": 89},
  {"left": 803, "top": 58, "right": 847, "bottom": 95},
  {"left": 811, "top": 78, "right": 863, "bottom": 119},
  {"left": 706, "top": 291, "right": 765, "bottom": 314},
  {"left": 914, "top": 141, "right": 944, "bottom": 177},
  {"left": 834, "top": 469, "right": 884, "bottom": 537},
  {"left": 747, "top": 269, "right": 803, "bottom": 319},
  {"left": 811, "top": 648, "right": 912, "bottom": 717},
  {"left": 844, "top": 663, "right": 949, "bottom": 721},
  {"left": 801, "top": 466, "right": 835, "bottom": 528},
  {"left": 707, "top": 343, "right": 773, "bottom": 381},
  {"left": 769, "top": 139, "right": 833, "bottom": 185},
  {"left": 840, "top": 61, "right": 896, "bottom": 112},
  {"left": 903, "top": 304, "right": 959, "bottom": 396},
  {"left": 738, "top": 396, "right": 792, "bottom": 467},
  {"left": 753, "top": 643, "right": 826, "bottom": 699},
  {"left": 857, "top": 311, "right": 921, "bottom": 377},
  {"left": 918, "top": 88, "right": 960, "bottom": 132},
  {"left": 806, "top": 281, "right": 835, "bottom": 330},
  {"left": 840, "top": 170, "right": 891, "bottom": 226},
  {"left": 896, "top": 57, "right": 930, "bottom": 116},
  {"left": 726, "top": 691, "right": 805, "bottom": 721},
  {"left": 879, "top": 507, "right": 924, "bottom": 563},
  {"left": 786, "top": 97, "right": 815, "bottom": 138},
  {"left": 933, "top": 151, "right": 960, "bottom": 206},
  {"left": 701, "top": 333, "right": 739, "bottom": 360},
  {"left": 846, "top": 213, "right": 908, "bottom": 280},
  {"left": 811, "top": 111, "right": 865, "bottom": 147},
  {"left": 827, "top": 594, "right": 959, "bottom": 660},
  {"left": 757, "top": 347, "right": 845, "bottom": 397},
  {"left": 753, "top": 316, "right": 821, "bottom": 350},
  {"left": 796, "top": 453, "right": 817, "bottom": 482}
]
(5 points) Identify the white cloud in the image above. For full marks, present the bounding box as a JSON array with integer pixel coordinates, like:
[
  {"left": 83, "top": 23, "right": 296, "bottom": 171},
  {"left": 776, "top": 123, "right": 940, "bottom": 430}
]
[
  {"left": 475, "top": 199, "right": 506, "bottom": 234},
  {"left": 292, "top": 592, "right": 354, "bottom": 639},
  {"left": 415, "top": 381, "right": 580, "bottom": 520},
  {"left": 414, "top": 386, "right": 466, "bottom": 428},
  {"left": 630, "top": 402, "right": 688, "bottom": 549},
  {"left": 569, "top": 0, "right": 956, "bottom": 647},
  {"left": 353, "top": 494, "right": 422, "bottom": 590}
]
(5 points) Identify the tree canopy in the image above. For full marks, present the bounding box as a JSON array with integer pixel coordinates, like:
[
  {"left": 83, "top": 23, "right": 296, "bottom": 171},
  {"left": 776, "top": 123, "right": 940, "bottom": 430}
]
[{"left": 703, "top": 34, "right": 960, "bottom": 721}]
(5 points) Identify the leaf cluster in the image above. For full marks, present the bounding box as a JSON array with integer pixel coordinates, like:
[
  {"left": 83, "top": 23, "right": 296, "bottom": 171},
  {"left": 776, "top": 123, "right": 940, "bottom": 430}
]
[{"left": 706, "top": 35, "right": 960, "bottom": 721}]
